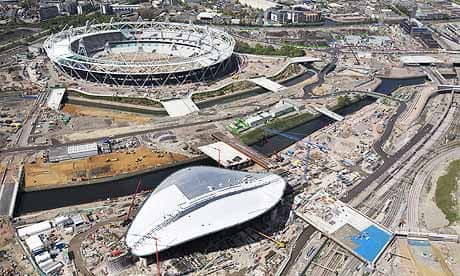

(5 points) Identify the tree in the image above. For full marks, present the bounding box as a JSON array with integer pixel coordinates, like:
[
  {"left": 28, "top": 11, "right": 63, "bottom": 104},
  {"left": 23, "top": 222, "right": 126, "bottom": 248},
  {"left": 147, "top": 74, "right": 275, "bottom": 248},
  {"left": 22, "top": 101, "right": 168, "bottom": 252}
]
[
  {"left": 138, "top": 8, "right": 157, "bottom": 20},
  {"left": 337, "top": 95, "right": 351, "bottom": 106},
  {"left": 20, "top": 0, "right": 36, "bottom": 9}
]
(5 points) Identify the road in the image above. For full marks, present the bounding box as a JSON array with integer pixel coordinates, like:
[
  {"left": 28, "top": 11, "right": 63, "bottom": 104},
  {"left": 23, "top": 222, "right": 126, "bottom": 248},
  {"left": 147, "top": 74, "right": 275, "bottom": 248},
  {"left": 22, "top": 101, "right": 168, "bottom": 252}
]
[
  {"left": 0, "top": 156, "right": 19, "bottom": 217},
  {"left": 373, "top": 101, "right": 407, "bottom": 160},
  {"left": 0, "top": 113, "right": 247, "bottom": 155},
  {"left": 341, "top": 123, "right": 432, "bottom": 203},
  {"left": 16, "top": 92, "right": 48, "bottom": 147},
  {"left": 407, "top": 144, "right": 460, "bottom": 231},
  {"left": 69, "top": 217, "right": 124, "bottom": 276},
  {"left": 1, "top": 61, "right": 320, "bottom": 157},
  {"left": 304, "top": 92, "right": 457, "bottom": 275},
  {"left": 279, "top": 225, "right": 316, "bottom": 276}
]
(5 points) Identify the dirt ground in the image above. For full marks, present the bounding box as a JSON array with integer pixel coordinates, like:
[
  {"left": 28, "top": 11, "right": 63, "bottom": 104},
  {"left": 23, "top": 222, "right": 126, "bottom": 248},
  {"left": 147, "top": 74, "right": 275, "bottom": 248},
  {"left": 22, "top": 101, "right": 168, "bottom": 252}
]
[
  {"left": 420, "top": 163, "right": 450, "bottom": 231},
  {"left": 62, "top": 103, "right": 152, "bottom": 124},
  {"left": 24, "top": 147, "right": 188, "bottom": 188},
  {"left": 395, "top": 239, "right": 418, "bottom": 275},
  {"left": 0, "top": 218, "right": 37, "bottom": 276},
  {"left": 433, "top": 241, "right": 460, "bottom": 274},
  {"left": 406, "top": 240, "right": 452, "bottom": 276}
]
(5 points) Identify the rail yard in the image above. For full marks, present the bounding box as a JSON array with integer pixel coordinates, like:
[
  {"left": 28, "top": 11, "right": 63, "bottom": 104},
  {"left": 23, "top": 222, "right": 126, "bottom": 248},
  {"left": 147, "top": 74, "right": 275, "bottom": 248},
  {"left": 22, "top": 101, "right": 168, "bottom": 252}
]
[{"left": 2, "top": 1, "right": 460, "bottom": 276}]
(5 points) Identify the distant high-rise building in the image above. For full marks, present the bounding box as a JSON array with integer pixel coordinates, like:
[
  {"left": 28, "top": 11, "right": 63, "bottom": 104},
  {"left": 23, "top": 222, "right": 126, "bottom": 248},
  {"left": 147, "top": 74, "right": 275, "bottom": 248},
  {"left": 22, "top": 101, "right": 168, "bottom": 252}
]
[
  {"left": 63, "top": 0, "right": 77, "bottom": 15},
  {"left": 39, "top": 5, "right": 59, "bottom": 21}
]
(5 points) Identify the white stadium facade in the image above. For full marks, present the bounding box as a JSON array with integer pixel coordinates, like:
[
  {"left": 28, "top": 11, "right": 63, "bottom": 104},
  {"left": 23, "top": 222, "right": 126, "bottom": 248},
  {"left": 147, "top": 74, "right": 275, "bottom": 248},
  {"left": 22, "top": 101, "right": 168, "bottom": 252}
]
[
  {"left": 44, "top": 21, "right": 237, "bottom": 87},
  {"left": 125, "top": 166, "right": 286, "bottom": 256}
]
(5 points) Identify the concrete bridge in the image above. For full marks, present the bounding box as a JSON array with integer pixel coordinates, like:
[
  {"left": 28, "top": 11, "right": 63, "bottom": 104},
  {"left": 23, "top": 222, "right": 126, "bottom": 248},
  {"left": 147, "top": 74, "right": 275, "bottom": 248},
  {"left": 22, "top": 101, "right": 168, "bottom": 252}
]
[
  {"left": 395, "top": 231, "right": 459, "bottom": 243},
  {"left": 313, "top": 106, "right": 344, "bottom": 121}
]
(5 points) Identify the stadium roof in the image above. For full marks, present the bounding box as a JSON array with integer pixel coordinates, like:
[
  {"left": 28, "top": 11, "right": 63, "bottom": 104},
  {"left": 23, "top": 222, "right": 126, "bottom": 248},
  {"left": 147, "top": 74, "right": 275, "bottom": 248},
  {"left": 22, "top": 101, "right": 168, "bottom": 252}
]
[
  {"left": 44, "top": 22, "right": 235, "bottom": 75},
  {"left": 126, "top": 166, "right": 286, "bottom": 256}
]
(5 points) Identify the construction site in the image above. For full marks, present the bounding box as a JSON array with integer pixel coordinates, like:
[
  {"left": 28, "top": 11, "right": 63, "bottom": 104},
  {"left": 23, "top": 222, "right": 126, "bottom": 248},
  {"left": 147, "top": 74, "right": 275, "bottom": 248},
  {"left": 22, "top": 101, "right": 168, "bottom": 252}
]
[
  {"left": 24, "top": 146, "right": 188, "bottom": 190},
  {"left": 3, "top": 8, "right": 460, "bottom": 276}
]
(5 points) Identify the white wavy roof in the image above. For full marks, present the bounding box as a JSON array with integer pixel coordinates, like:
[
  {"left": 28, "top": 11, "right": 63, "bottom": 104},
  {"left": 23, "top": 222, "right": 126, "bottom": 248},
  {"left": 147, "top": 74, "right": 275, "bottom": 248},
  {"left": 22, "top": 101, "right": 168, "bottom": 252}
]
[{"left": 125, "top": 166, "right": 286, "bottom": 256}]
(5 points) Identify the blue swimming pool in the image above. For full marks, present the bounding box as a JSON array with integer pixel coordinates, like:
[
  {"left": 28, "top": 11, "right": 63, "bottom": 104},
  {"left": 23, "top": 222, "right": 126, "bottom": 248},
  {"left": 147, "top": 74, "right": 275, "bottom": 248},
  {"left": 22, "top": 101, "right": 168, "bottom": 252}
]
[{"left": 351, "top": 225, "right": 392, "bottom": 263}]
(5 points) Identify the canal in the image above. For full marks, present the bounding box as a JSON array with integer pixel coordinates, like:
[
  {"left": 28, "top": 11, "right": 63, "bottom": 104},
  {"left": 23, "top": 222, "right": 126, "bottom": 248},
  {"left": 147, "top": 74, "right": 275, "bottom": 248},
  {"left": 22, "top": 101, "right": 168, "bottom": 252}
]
[{"left": 14, "top": 76, "right": 426, "bottom": 215}]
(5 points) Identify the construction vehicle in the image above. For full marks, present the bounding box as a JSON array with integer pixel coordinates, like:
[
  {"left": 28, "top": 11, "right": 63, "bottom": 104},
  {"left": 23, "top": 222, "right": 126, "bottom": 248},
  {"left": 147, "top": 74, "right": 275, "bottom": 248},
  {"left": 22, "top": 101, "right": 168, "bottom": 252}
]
[
  {"left": 126, "top": 233, "right": 161, "bottom": 276},
  {"left": 262, "top": 127, "right": 329, "bottom": 187},
  {"left": 250, "top": 228, "right": 285, "bottom": 248},
  {"left": 105, "top": 158, "right": 118, "bottom": 162}
]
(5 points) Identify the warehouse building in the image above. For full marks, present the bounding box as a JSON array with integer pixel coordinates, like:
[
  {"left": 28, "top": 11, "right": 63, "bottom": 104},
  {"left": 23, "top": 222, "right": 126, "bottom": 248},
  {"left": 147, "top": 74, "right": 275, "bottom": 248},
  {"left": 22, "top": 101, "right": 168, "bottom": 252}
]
[
  {"left": 18, "top": 221, "right": 52, "bottom": 238},
  {"left": 48, "top": 142, "right": 99, "bottom": 163},
  {"left": 25, "top": 235, "right": 45, "bottom": 255}
]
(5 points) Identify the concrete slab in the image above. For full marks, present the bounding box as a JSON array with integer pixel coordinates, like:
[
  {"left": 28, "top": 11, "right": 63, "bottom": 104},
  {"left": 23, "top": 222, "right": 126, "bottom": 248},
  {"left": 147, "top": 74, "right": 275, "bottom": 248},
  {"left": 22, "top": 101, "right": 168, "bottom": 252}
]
[
  {"left": 289, "top": 56, "right": 321, "bottom": 63},
  {"left": 400, "top": 56, "right": 442, "bottom": 65},
  {"left": 295, "top": 191, "right": 394, "bottom": 265},
  {"left": 198, "top": 141, "right": 252, "bottom": 168},
  {"left": 250, "top": 77, "right": 286, "bottom": 92},
  {"left": 46, "top": 88, "right": 65, "bottom": 111},
  {"left": 314, "top": 106, "right": 344, "bottom": 121},
  {"left": 162, "top": 98, "right": 199, "bottom": 117},
  {"left": 0, "top": 181, "right": 15, "bottom": 216}
]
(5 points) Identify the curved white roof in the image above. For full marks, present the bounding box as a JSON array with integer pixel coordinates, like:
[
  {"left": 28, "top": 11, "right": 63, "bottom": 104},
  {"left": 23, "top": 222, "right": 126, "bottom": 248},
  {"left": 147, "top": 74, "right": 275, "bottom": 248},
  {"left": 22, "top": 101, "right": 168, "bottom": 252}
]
[
  {"left": 125, "top": 166, "right": 286, "bottom": 256},
  {"left": 43, "top": 21, "right": 235, "bottom": 75}
]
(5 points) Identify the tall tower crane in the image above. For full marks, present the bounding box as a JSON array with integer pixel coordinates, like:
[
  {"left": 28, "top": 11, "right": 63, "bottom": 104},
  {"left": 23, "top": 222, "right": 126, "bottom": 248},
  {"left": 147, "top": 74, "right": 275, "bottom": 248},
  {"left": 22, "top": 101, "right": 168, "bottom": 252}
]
[
  {"left": 124, "top": 178, "right": 143, "bottom": 224},
  {"left": 344, "top": 39, "right": 360, "bottom": 65},
  {"left": 261, "top": 127, "right": 329, "bottom": 187},
  {"left": 127, "top": 233, "right": 161, "bottom": 276}
]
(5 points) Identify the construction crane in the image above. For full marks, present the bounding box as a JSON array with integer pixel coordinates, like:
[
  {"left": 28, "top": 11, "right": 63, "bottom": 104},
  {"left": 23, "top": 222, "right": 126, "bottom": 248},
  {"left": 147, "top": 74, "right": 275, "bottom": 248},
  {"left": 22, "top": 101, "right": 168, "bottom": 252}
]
[
  {"left": 207, "top": 145, "right": 222, "bottom": 167},
  {"left": 249, "top": 228, "right": 285, "bottom": 248},
  {"left": 343, "top": 39, "right": 360, "bottom": 65},
  {"left": 193, "top": 254, "right": 221, "bottom": 276},
  {"left": 124, "top": 178, "right": 142, "bottom": 224},
  {"left": 127, "top": 233, "right": 161, "bottom": 276},
  {"left": 261, "top": 127, "right": 329, "bottom": 186},
  {"left": 261, "top": 135, "right": 283, "bottom": 162}
]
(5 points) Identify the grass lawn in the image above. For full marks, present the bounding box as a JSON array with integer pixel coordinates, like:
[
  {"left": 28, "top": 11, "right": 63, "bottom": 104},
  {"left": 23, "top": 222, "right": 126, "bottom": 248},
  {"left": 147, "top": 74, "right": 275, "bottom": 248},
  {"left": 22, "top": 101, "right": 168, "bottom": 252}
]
[
  {"left": 435, "top": 160, "right": 460, "bottom": 224},
  {"left": 239, "top": 112, "right": 316, "bottom": 145}
]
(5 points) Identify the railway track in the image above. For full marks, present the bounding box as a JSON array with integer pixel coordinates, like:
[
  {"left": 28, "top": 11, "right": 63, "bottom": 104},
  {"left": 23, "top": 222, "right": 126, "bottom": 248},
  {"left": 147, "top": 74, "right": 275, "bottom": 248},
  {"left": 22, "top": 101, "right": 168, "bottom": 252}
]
[{"left": 317, "top": 93, "right": 458, "bottom": 276}]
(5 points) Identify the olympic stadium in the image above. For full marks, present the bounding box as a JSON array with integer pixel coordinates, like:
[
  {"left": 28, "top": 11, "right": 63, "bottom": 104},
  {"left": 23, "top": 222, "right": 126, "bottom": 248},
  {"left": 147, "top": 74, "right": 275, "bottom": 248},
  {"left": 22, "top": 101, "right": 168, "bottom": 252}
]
[
  {"left": 43, "top": 21, "right": 237, "bottom": 87},
  {"left": 125, "top": 166, "right": 286, "bottom": 256}
]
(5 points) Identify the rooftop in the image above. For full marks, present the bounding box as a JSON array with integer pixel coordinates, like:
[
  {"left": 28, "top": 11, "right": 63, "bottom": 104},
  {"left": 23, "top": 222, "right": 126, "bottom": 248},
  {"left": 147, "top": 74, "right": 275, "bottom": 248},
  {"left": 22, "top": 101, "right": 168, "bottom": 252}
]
[{"left": 198, "top": 141, "right": 252, "bottom": 168}]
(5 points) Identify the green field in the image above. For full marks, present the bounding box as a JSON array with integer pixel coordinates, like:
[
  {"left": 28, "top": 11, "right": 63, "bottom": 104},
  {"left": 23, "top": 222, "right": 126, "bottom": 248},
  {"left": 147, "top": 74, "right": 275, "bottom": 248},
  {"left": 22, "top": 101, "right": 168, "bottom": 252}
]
[
  {"left": 239, "top": 95, "right": 363, "bottom": 146},
  {"left": 435, "top": 160, "right": 460, "bottom": 224},
  {"left": 239, "top": 112, "right": 316, "bottom": 145},
  {"left": 68, "top": 90, "right": 162, "bottom": 108}
]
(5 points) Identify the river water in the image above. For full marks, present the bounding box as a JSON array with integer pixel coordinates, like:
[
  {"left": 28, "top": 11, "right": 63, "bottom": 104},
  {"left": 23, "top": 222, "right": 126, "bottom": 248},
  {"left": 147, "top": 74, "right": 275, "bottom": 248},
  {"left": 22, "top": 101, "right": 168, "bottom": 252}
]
[{"left": 14, "top": 76, "right": 426, "bottom": 215}]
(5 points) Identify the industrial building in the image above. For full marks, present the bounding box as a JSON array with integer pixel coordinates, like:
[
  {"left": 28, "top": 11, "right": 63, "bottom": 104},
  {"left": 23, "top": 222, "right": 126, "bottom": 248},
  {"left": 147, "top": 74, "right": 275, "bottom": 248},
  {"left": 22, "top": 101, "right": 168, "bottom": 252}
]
[
  {"left": 17, "top": 221, "right": 52, "bottom": 238},
  {"left": 39, "top": 5, "right": 59, "bottom": 21},
  {"left": 245, "top": 112, "right": 272, "bottom": 127},
  {"left": 198, "top": 141, "right": 253, "bottom": 168},
  {"left": 400, "top": 19, "right": 440, "bottom": 48},
  {"left": 126, "top": 166, "right": 286, "bottom": 256},
  {"left": 296, "top": 191, "right": 394, "bottom": 265},
  {"left": 48, "top": 142, "right": 99, "bottom": 163},
  {"left": 264, "top": 6, "right": 322, "bottom": 25},
  {"left": 244, "top": 99, "right": 304, "bottom": 127}
]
